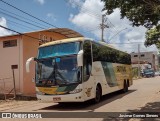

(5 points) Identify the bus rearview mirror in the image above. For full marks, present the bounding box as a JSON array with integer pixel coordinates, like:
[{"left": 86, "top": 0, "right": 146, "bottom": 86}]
[
  {"left": 26, "top": 57, "right": 35, "bottom": 73},
  {"left": 77, "top": 50, "right": 83, "bottom": 67}
]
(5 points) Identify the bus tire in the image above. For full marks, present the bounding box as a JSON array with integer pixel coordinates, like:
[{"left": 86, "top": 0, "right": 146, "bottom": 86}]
[
  {"left": 127, "top": 80, "right": 129, "bottom": 87},
  {"left": 94, "top": 84, "right": 102, "bottom": 103},
  {"left": 123, "top": 80, "right": 128, "bottom": 93}
]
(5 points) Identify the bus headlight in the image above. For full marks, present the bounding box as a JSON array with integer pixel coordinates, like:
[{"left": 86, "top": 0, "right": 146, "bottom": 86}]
[{"left": 69, "top": 89, "right": 82, "bottom": 94}]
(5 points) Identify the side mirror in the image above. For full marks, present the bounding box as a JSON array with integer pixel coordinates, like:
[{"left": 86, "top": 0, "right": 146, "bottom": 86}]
[
  {"left": 77, "top": 50, "right": 83, "bottom": 67},
  {"left": 26, "top": 57, "right": 35, "bottom": 73}
]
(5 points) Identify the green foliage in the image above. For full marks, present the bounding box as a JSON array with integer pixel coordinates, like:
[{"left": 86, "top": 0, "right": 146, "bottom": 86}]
[
  {"left": 145, "top": 25, "right": 160, "bottom": 48},
  {"left": 102, "top": 0, "right": 160, "bottom": 28},
  {"left": 102, "top": 0, "right": 160, "bottom": 48}
]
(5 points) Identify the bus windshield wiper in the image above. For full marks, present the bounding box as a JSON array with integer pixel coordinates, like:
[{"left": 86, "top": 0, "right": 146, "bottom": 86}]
[
  {"left": 55, "top": 69, "right": 68, "bottom": 85},
  {"left": 44, "top": 59, "right": 56, "bottom": 85},
  {"left": 44, "top": 68, "right": 56, "bottom": 85},
  {"left": 45, "top": 60, "right": 68, "bottom": 86}
]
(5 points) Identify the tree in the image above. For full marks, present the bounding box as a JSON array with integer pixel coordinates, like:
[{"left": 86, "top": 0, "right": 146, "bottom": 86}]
[
  {"left": 102, "top": 0, "right": 160, "bottom": 47},
  {"left": 145, "top": 25, "right": 160, "bottom": 49}
]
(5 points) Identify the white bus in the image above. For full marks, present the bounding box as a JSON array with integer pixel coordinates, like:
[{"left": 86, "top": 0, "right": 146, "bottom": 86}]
[{"left": 26, "top": 37, "right": 132, "bottom": 103}]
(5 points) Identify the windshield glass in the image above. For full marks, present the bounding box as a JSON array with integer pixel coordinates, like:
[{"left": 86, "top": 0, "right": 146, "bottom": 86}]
[
  {"left": 36, "top": 56, "right": 81, "bottom": 86},
  {"left": 38, "top": 42, "right": 80, "bottom": 59},
  {"left": 144, "top": 69, "right": 154, "bottom": 73}
]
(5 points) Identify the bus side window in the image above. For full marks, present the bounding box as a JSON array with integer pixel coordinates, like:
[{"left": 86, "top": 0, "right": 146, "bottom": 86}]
[{"left": 83, "top": 40, "right": 92, "bottom": 81}]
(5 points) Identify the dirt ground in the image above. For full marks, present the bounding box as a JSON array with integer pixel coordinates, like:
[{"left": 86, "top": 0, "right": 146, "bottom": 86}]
[{"left": 0, "top": 76, "right": 160, "bottom": 121}]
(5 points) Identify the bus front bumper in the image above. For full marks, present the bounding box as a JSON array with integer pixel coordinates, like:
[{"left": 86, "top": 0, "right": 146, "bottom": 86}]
[{"left": 36, "top": 92, "right": 84, "bottom": 103}]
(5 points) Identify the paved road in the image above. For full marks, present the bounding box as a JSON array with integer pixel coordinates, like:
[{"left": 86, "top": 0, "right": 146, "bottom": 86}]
[{"left": 0, "top": 76, "right": 160, "bottom": 121}]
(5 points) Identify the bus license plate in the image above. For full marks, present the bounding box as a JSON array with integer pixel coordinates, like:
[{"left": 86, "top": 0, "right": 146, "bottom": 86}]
[{"left": 53, "top": 97, "right": 61, "bottom": 102}]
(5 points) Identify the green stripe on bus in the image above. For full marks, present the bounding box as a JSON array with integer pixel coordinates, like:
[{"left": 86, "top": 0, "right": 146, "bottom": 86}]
[{"left": 101, "top": 62, "right": 118, "bottom": 87}]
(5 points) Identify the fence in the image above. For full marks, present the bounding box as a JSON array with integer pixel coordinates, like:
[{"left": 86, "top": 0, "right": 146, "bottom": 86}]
[{"left": 0, "top": 77, "right": 14, "bottom": 100}]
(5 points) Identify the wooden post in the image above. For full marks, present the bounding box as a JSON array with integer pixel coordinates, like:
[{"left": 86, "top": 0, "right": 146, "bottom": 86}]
[
  {"left": 11, "top": 65, "right": 18, "bottom": 99},
  {"left": 3, "top": 79, "right": 6, "bottom": 100}
]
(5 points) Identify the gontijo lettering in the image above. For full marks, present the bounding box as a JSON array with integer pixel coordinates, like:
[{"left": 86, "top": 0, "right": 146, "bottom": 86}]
[{"left": 117, "top": 66, "right": 126, "bottom": 72}]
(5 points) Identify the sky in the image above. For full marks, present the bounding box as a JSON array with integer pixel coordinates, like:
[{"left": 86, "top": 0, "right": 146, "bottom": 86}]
[{"left": 0, "top": 0, "right": 158, "bottom": 53}]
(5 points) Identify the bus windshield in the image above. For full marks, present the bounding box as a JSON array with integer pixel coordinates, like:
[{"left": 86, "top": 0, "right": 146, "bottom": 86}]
[
  {"left": 144, "top": 69, "right": 154, "bottom": 73},
  {"left": 36, "top": 56, "right": 81, "bottom": 86},
  {"left": 38, "top": 42, "right": 80, "bottom": 59}
]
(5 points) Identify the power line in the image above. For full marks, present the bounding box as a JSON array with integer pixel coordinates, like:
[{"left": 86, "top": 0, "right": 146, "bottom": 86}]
[
  {"left": 0, "top": 25, "right": 146, "bottom": 46},
  {"left": 66, "top": 0, "right": 102, "bottom": 19},
  {"left": 65, "top": 0, "right": 102, "bottom": 22},
  {"left": 65, "top": 0, "right": 121, "bottom": 36},
  {"left": 107, "top": 28, "right": 128, "bottom": 43},
  {"left": 1, "top": 0, "right": 101, "bottom": 36},
  {"left": 75, "top": 25, "right": 100, "bottom": 32},
  {"left": 0, "top": 8, "right": 50, "bottom": 29},
  {"left": 0, "top": 10, "right": 46, "bottom": 29},
  {"left": 0, "top": 25, "right": 153, "bottom": 54},
  {"left": 1, "top": 24, "right": 150, "bottom": 55},
  {"left": 0, "top": 0, "right": 58, "bottom": 28},
  {"left": 71, "top": 0, "right": 126, "bottom": 34},
  {"left": 0, "top": 25, "right": 41, "bottom": 41},
  {"left": 7, "top": 19, "right": 34, "bottom": 31},
  {"left": 82, "top": 27, "right": 101, "bottom": 33},
  {"left": 107, "top": 19, "right": 120, "bottom": 33},
  {"left": 65, "top": 0, "right": 107, "bottom": 36},
  {"left": 67, "top": 0, "right": 110, "bottom": 36}
]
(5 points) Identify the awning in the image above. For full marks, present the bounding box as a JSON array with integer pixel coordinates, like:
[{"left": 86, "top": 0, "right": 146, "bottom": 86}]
[{"left": 47, "top": 28, "right": 84, "bottom": 38}]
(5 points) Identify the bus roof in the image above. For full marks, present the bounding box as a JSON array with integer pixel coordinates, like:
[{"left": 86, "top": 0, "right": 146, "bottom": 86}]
[
  {"left": 92, "top": 40, "right": 129, "bottom": 54},
  {"left": 40, "top": 37, "right": 111, "bottom": 48},
  {"left": 39, "top": 37, "right": 85, "bottom": 47},
  {"left": 40, "top": 37, "right": 129, "bottom": 54}
]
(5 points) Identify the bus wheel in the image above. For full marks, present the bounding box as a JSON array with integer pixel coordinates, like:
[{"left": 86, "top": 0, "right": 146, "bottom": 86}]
[
  {"left": 123, "top": 80, "right": 128, "bottom": 93},
  {"left": 94, "top": 85, "right": 101, "bottom": 103}
]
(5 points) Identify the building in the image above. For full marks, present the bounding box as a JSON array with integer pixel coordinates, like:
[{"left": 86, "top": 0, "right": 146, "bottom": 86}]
[
  {"left": 131, "top": 51, "right": 159, "bottom": 71},
  {"left": 0, "top": 28, "right": 83, "bottom": 97}
]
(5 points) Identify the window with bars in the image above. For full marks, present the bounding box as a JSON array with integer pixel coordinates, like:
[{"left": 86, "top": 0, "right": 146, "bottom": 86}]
[{"left": 3, "top": 40, "right": 17, "bottom": 48}]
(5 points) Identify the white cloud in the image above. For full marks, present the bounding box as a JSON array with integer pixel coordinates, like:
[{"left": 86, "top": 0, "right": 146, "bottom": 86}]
[
  {"left": 68, "top": 0, "right": 84, "bottom": 8},
  {"left": 35, "top": 0, "right": 45, "bottom": 5},
  {"left": 68, "top": 0, "right": 158, "bottom": 53},
  {"left": 47, "top": 13, "right": 56, "bottom": 21},
  {"left": 0, "top": 17, "right": 12, "bottom": 36}
]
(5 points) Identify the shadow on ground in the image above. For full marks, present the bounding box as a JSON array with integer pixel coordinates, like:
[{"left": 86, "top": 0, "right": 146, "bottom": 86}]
[{"left": 102, "top": 101, "right": 160, "bottom": 121}]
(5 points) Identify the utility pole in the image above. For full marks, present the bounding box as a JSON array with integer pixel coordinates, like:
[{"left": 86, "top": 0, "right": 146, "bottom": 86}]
[
  {"left": 138, "top": 44, "right": 141, "bottom": 78},
  {"left": 100, "top": 14, "right": 109, "bottom": 42}
]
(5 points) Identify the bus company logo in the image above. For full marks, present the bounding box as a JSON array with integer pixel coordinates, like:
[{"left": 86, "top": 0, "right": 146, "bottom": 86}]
[
  {"left": 85, "top": 88, "right": 92, "bottom": 97},
  {"left": 2, "top": 113, "right": 11, "bottom": 118},
  {"left": 117, "top": 66, "right": 126, "bottom": 73}
]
